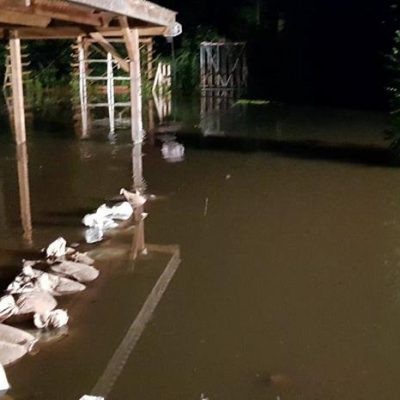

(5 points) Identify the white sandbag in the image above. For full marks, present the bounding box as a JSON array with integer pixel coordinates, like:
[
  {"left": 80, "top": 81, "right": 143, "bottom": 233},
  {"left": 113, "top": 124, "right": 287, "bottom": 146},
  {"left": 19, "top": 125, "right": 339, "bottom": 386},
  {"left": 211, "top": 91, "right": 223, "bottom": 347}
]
[
  {"left": 0, "top": 341, "right": 27, "bottom": 366},
  {"left": 46, "top": 237, "right": 67, "bottom": 258},
  {"left": 0, "top": 324, "right": 35, "bottom": 348},
  {"left": 108, "top": 202, "right": 133, "bottom": 220},
  {"left": 120, "top": 188, "right": 146, "bottom": 207},
  {"left": 0, "top": 363, "right": 10, "bottom": 393},
  {"left": 0, "top": 296, "right": 18, "bottom": 322},
  {"left": 161, "top": 141, "right": 185, "bottom": 162},
  {"left": 7, "top": 267, "right": 86, "bottom": 296},
  {"left": 79, "top": 396, "right": 104, "bottom": 400},
  {"left": 34, "top": 309, "right": 69, "bottom": 329},
  {"left": 51, "top": 261, "right": 99, "bottom": 283},
  {"left": 40, "top": 274, "right": 86, "bottom": 296},
  {"left": 82, "top": 213, "right": 118, "bottom": 230},
  {"left": 84, "top": 227, "right": 104, "bottom": 244},
  {"left": 15, "top": 291, "right": 57, "bottom": 316}
]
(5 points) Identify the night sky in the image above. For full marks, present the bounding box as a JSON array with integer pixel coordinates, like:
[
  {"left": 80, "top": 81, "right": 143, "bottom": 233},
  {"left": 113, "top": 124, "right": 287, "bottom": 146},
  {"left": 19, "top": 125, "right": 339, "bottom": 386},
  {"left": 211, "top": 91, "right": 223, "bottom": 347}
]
[{"left": 160, "top": 0, "right": 390, "bottom": 109}]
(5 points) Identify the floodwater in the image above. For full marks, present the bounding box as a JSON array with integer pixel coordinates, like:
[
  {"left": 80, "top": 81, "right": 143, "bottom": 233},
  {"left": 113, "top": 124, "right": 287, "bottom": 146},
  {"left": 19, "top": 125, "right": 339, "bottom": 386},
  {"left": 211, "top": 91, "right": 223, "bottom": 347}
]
[{"left": 0, "top": 97, "right": 400, "bottom": 400}]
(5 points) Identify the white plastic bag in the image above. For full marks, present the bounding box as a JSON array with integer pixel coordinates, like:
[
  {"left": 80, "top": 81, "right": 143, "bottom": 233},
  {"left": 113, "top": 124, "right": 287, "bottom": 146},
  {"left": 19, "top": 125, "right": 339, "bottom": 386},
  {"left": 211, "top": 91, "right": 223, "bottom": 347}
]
[
  {"left": 161, "top": 141, "right": 185, "bottom": 162},
  {"left": 0, "top": 363, "right": 9, "bottom": 393},
  {"left": 84, "top": 227, "right": 104, "bottom": 244}
]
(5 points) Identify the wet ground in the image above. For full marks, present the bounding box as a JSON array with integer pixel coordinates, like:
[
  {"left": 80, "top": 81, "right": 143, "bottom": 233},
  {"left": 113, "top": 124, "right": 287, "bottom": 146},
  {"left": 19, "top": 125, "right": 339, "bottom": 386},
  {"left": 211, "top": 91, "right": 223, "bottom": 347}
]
[{"left": 0, "top": 98, "right": 400, "bottom": 399}]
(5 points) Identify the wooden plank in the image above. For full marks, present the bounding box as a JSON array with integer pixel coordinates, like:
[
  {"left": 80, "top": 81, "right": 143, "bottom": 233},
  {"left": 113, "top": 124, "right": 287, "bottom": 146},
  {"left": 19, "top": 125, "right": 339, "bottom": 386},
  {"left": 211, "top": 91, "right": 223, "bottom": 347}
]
[
  {"left": 9, "top": 33, "right": 27, "bottom": 145},
  {"left": 90, "top": 31, "right": 129, "bottom": 72},
  {"left": 32, "top": 0, "right": 105, "bottom": 26},
  {"left": 0, "top": 26, "right": 168, "bottom": 39},
  {"left": 69, "top": 0, "right": 176, "bottom": 27},
  {"left": 0, "top": 9, "right": 50, "bottom": 27}
]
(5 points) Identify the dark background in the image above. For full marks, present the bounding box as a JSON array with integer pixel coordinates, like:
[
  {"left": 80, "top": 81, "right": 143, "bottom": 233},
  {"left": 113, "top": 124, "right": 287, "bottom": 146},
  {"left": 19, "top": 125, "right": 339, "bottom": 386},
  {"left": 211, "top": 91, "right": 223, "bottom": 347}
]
[{"left": 160, "top": 0, "right": 391, "bottom": 109}]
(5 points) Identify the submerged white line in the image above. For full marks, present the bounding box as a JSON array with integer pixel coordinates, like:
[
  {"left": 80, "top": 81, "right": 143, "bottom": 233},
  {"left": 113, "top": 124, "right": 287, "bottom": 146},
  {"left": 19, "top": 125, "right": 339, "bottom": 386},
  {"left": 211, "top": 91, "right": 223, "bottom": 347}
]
[{"left": 89, "top": 247, "right": 181, "bottom": 399}]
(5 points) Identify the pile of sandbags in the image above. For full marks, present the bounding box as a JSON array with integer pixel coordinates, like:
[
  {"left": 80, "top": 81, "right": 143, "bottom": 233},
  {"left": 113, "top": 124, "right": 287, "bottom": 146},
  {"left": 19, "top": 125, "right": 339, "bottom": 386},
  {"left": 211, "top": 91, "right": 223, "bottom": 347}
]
[
  {"left": 0, "top": 236, "right": 100, "bottom": 373},
  {"left": 0, "top": 189, "right": 147, "bottom": 394}
]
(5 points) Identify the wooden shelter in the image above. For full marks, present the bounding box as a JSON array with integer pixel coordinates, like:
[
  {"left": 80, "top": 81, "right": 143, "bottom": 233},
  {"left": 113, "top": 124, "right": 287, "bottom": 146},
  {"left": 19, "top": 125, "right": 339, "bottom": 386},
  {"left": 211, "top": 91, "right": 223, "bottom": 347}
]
[{"left": 0, "top": 0, "right": 180, "bottom": 144}]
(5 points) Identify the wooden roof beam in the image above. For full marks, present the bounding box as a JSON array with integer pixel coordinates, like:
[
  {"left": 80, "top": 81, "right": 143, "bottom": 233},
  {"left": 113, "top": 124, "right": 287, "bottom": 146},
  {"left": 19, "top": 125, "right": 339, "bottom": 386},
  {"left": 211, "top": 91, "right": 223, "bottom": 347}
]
[
  {"left": 31, "top": 0, "right": 107, "bottom": 27},
  {"left": 0, "top": 26, "right": 168, "bottom": 39},
  {"left": 90, "top": 31, "right": 129, "bottom": 72},
  {"left": 69, "top": 0, "right": 176, "bottom": 28},
  {"left": 0, "top": 9, "right": 51, "bottom": 27}
]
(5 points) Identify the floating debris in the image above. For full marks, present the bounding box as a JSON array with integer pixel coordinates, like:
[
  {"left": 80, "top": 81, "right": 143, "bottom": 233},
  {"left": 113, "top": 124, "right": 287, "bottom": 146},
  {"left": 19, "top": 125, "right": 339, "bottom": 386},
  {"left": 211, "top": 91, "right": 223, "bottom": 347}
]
[
  {"left": 161, "top": 141, "right": 185, "bottom": 162},
  {"left": 120, "top": 188, "right": 147, "bottom": 208}
]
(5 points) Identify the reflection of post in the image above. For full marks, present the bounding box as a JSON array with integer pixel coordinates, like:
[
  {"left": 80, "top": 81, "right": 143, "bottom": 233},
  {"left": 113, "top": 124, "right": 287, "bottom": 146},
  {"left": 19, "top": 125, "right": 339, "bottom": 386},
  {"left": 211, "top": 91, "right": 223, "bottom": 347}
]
[
  {"left": 130, "top": 206, "right": 145, "bottom": 260},
  {"left": 131, "top": 143, "right": 146, "bottom": 260},
  {"left": 16, "top": 143, "right": 32, "bottom": 244},
  {"left": 147, "top": 99, "right": 155, "bottom": 145},
  {"left": 10, "top": 32, "right": 26, "bottom": 145}
]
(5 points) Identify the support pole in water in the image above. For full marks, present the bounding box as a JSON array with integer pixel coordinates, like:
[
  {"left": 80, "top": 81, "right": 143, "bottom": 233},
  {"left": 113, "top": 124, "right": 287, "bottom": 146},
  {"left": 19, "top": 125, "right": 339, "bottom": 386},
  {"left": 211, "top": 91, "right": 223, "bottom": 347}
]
[
  {"left": 9, "top": 31, "right": 26, "bottom": 145},
  {"left": 120, "top": 18, "right": 144, "bottom": 144},
  {"left": 106, "top": 52, "right": 115, "bottom": 135},
  {"left": 77, "top": 36, "right": 89, "bottom": 138}
]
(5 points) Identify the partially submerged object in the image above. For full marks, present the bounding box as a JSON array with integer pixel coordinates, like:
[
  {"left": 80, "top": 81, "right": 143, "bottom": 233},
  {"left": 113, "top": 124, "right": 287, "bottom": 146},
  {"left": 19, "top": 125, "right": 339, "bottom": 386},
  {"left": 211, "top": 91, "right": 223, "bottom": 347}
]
[
  {"left": 120, "top": 188, "right": 147, "bottom": 208},
  {"left": 161, "top": 141, "right": 185, "bottom": 162}
]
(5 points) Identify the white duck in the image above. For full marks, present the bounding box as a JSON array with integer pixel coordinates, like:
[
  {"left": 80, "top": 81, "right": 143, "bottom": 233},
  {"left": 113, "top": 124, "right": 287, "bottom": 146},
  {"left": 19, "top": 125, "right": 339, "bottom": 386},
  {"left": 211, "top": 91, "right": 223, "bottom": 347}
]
[{"left": 120, "top": 188, "right": 146, "bottom": 208}]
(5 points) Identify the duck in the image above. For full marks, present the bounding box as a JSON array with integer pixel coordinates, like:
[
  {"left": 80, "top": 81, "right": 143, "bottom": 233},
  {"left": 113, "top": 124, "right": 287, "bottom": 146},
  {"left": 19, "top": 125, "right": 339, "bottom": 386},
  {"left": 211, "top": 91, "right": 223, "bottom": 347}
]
[{"left": 120, "top": 188, "right": 146, "bottom": 208}]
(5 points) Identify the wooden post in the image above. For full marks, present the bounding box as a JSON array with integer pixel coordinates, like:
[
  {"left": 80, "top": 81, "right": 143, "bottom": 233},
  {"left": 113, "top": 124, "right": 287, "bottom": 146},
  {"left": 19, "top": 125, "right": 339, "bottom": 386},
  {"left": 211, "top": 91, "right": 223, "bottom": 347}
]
[
  {"left": 120, "top": 21, "right": 144, "bottom": 144},
  {"left": 147, "top": 40, "right": 153, "bottom": 80},
  {"left": 106, "top": 52, "right": 115, "bottom": 134},
  {"left": 9, "top": 32, "right": 26, "bottom": 145},
  {"left": 16, "top": 143, "right": 32, "bottom": 245},
  {"left": 77, "top": 36, "right": 89, "bottom": 137}
]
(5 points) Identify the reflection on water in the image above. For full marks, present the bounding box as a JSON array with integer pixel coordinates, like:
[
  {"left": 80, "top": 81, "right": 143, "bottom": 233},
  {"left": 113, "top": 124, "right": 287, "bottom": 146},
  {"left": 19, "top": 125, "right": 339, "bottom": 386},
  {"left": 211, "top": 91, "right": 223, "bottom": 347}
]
[{"left": 1, "top": 96, "right": 400, "bottom": 399}]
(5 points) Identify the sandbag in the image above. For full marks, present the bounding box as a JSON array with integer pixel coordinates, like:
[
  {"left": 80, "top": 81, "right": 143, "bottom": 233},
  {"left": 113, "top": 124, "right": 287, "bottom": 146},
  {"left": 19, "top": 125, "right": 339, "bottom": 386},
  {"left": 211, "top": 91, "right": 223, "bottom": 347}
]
[
  {"left": 0, "top": 296, "right": 18, "bottom": 322},
  {"left": 7, "top": 267, "right": 86, "bottom": 296},
  {"left": 0, "top": 363, "right": 10, "bottom": 393},
  {"left": 34, "top": 309, "right": 69, "bottom": 329},
  {"left": 84, "top": 227, "right": 104, "bottom": 244},
  {"left": 82, "top": 213, "right": 118, "bottom": 230},
  {"left": 0, "top": 324, "right": 35, "bottom": 348},
  {"left": 96, "top": 202, "right": 133, "bottom": 221},
  {"left": 51, "top": 261, "right": 99, "bottom": 283},
  {"left": 15, "top": 291, "right": 57, "bottom": 316},
  {"left": 0, "top": 341, "right": 27, "bottom": 366},
  {"left": 46, "top": 237, "right": 67, "bottom": 259}
]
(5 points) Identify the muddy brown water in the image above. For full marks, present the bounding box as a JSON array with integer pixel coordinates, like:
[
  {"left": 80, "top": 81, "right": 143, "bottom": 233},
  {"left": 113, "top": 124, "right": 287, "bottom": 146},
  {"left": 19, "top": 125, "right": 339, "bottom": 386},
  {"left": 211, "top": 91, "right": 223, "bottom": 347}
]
[{"left": 0, "top": 101, "right": 399, "bottom": 399}]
